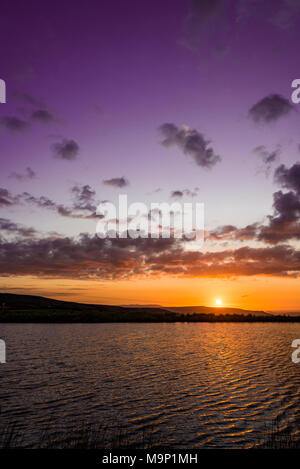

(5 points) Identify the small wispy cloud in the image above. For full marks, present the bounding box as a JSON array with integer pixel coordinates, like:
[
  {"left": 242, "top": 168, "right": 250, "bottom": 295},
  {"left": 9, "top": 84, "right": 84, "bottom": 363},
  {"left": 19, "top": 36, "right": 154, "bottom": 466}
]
[
  {"left": 51, "top": 138, "right": 80, "bottom": 160},
  {"left": 249, "top": 94, "right": 294, "bottom": 123},
  {"left": 103, "top": 177, "right": 129, "bottom": 188},
  {"left": 159, "top": 123, "right": 221, "bottom": 169},
  {"left": 9, "top": 167, "right": 37, "bottom": 182},
  {"left": 0, "top": 116, "right": 30, "bottom": 132}
]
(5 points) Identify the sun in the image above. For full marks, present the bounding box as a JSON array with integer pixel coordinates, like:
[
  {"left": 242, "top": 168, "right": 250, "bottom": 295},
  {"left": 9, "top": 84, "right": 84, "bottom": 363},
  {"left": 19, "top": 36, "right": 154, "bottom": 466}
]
[{"left": 215, "top": 298, "right": 222, "bottom": 306}]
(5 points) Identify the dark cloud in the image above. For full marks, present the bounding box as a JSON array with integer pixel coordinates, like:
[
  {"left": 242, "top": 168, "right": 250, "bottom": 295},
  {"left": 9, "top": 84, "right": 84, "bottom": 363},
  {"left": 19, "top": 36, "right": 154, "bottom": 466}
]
[
  {"left": 253, "top": 145, "right": 281, "bottom": 176},
  {"left": 22, "top": 190, "right": 100, "bottom": 220},
  {"left": 182, "top": 0, "right": 224, "bottom": 49},
  {"left": 21, "top": 192, "right": 78, "bottom": 219},
  {"left": 13, "top": 92, "right": 55, "bottom": 124},
  {"left": 0, "top": 218, "right": 36, "bottom": 238},
  {"left": 0, "top": 184, "right": 100, "bottom": 220},
  {"left": 258, "top": 190, "right": 300, "bottom": 243},
  {"left": 260, "top": 161, "right": 300, "bottom": 242},
  {"left": 51, "top": 139, "right": 79, "bottom": 160},
  {"left": 31, "top": 109, "right": 54, "bottom": 123},
  {"left": 274, "top": 163, "right": 300, "bottom": 195},
  {"left": 249, "top": 94, "right": 294, "bottom": 123},
  {"left": 258, "top": 163, "right": 300, "bottom": 243},
  {"left": 103, "top": 177, "right": 129, "bottom": 188},
  {"left": 0, "top": 235, "right": 178, "bottom": 279},
  {"left": 0, "top": 233, "right": 299, "bottom": 279},
  {"left": 182, "top": 1, "right": 300, "bottom": 52},
  {"left": 210, "top": 162, "right": 300, "bottom": 245},
  {"left": 9, "top": 167, "right": 36, "bottom": 182},
  {"left": 237, "top": 0, "right": 300, "bottom": 25},
  {"left": 0, "top": 188, "right": 18, "bottom": 207},
  {"left": 209, "top": 223, "right": 259, "bottom": 241},
  {"left": 270, "top": 0, "right": 300, "bottom": 29},
  {"left": 210, "top": 190, "right": 300, "bottom": 245},
  {"left": 159, "top": 123, "right": 221, "bottom": 169},
  {"left": 0, "top": 116, "right": 29, "bottom": 132},
  {"left": 13, "top": 92, "right": 44, "bottom": 108},
  {"left": 171, "top": 190, "right": 184, "bottom": 198},
  {"left": 22, "top": 193, "right": 56, "bottom": 210},
  {"left": 171, "top": 188, "right": 200, "bottom": 198},
  {"left": 254, "top": 145, "right": 280, "bottom": 165},
  {"left": 71, "top": 184, "right": 97, "bottom": 212},
  {"left": 190, "top": 0, "right": 223, "bottom": 18}
]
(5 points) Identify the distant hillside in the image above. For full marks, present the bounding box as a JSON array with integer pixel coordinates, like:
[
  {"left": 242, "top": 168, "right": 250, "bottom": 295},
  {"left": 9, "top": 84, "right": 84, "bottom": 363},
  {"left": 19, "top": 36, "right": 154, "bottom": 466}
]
[
  {"left": 0, "top": 293, "right": 175, "bottom": 322},
  {"left": 161, "top": 305, "right": 272, "bottom": 317},
  {"left": 0, "top": 293, "right": 298, "bottom": 323},
  {"left": 121, "top": 304, "right": 271, "bottom": 316}
]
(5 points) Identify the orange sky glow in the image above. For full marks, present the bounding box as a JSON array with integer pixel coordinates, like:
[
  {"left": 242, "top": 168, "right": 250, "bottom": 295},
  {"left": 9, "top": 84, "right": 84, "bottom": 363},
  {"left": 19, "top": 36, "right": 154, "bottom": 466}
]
[{"left": 1, "top": 275, "right": 299, "bottom": 312}]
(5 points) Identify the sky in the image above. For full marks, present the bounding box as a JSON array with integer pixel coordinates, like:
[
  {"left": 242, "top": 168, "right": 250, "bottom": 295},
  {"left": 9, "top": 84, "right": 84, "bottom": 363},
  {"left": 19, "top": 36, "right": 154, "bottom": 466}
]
[{"left": 0, "top": 0, "right": 300, "bottom": 310}]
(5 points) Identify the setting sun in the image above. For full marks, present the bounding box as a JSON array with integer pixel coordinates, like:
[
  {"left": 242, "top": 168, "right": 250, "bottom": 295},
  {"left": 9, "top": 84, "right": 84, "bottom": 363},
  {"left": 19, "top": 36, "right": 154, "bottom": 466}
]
[{"left": 215, "top": 298, "right": 222, "bottom": 306}]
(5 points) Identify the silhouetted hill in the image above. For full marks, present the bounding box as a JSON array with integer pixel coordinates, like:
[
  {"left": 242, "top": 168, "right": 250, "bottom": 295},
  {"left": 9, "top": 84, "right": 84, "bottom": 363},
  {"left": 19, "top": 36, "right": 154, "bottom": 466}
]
[
  {"left": 120, "top": 304, "right": 272, "bottom": 316},
  {"left": 161, "top": 305, "right": 272, "bottom": 317},
  {"left": 0, "top": 293, "right": 298, "bottom": 323},
  {"left": 0, "top": 293, "right": 174, "bottom": 322}
]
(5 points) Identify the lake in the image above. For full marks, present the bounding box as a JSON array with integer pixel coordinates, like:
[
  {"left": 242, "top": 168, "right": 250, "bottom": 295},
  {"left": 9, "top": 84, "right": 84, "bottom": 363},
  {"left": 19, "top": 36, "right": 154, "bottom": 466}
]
[{"left": 0, "top": 322, "right": 299, "bottom": 448}]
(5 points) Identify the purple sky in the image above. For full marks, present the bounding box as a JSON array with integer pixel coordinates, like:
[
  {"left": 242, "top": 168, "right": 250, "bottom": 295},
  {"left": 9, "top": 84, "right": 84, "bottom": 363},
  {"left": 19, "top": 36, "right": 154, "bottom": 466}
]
[{"left": 0, "top": 0, "right": 300, "bottom": 308}]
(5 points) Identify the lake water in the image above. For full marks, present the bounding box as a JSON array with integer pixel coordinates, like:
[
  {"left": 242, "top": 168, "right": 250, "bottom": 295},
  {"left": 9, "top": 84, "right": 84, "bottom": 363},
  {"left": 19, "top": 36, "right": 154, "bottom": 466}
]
[{"left": 0, "top": 322, "right": 299, "bottom": 448}]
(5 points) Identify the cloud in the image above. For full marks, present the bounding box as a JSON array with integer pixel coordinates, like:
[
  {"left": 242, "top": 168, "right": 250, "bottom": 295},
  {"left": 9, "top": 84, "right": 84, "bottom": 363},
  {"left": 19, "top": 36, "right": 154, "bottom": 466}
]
[
  {"left": 71, "top": 184, "right": 97, "bottom": 212},
  {"left": 21, "top": 193, "right": 77, "bottom": 218},
  {"left": 270, "top": 0, "right": 300, "bottom": 29},
  {"left": 0, "top": 233, "right": 299, "bottom": 279},
  {"left": 0, "top": 188, "right": 18, "bottom": 207},
  {"left": 237, "top": 0, "right": 300, "bottom": 26},
  {"left": 258, "top": 190, "right": 300, "bottom": 243},
  {"left": 0, "top": 235, "right": 178, "bottom": 279},
  {"left": 103, "top": 177, "right": 129, "bottom": 188},
  {"left": 171, "top": 188, "right": 200, "bottom": 198},
  {"left": 171, "top": 190, "right": 184, "bottom": 198},
  {"left": 253, "top": 145, "right": 281, "bottom": 175},
  {"left": 159, "top": 123, "right": 221, "bottom": 169},
  {"left": 210, "top": 162, "right": 300, "bottom": 245},
  {"left": 0, "top": 184, "right": 101, "bottom": 220},
  {"left": 249, "top": 94, "right": 294, "bottom": 123},
  {"left": 209, "top": 223, "right": 259, "bottom": 241},
  {"left": 31, "top": 109, "right": 55, "bottom": 123},
  {"left": 190, "top": 0, "right": 223, "bottom": 18},
  {"left": 254, "top": 145, "right": 280, "bottom": 165},
  {"left": 0, "top": 218, "right": 36, "bottom": 238},
  {"left": 21, "top": 190, "right": 100, "bottom": 220},
  {"left": 9, "top": 167, "right": 36, "bottom": 182},
  {"left": 274, "top": 163, "right": 300, "bottom": 195},
  {"left": 181, "top": 1, "right": 300, "bottom": 52},
  {"left": 0, "top": 116, "right": 29, "bottom": 132},
  {"left": 182, "top": 0, "right": 224, "bottom": 50},
  {"left": 13, "top": 92, "right": 44, "bottom": 108},
  {"left": 51, "top": 139, "right": 79, "bottom": 160},
  {"left": 13, "top": 92, "right": 56, "bottom": 124},
  {"left": 258, "top": 163, "right": 300, "bottom": 243},
  {"left": 210, "top": 191, "right": 300, "bottom": 245}
]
